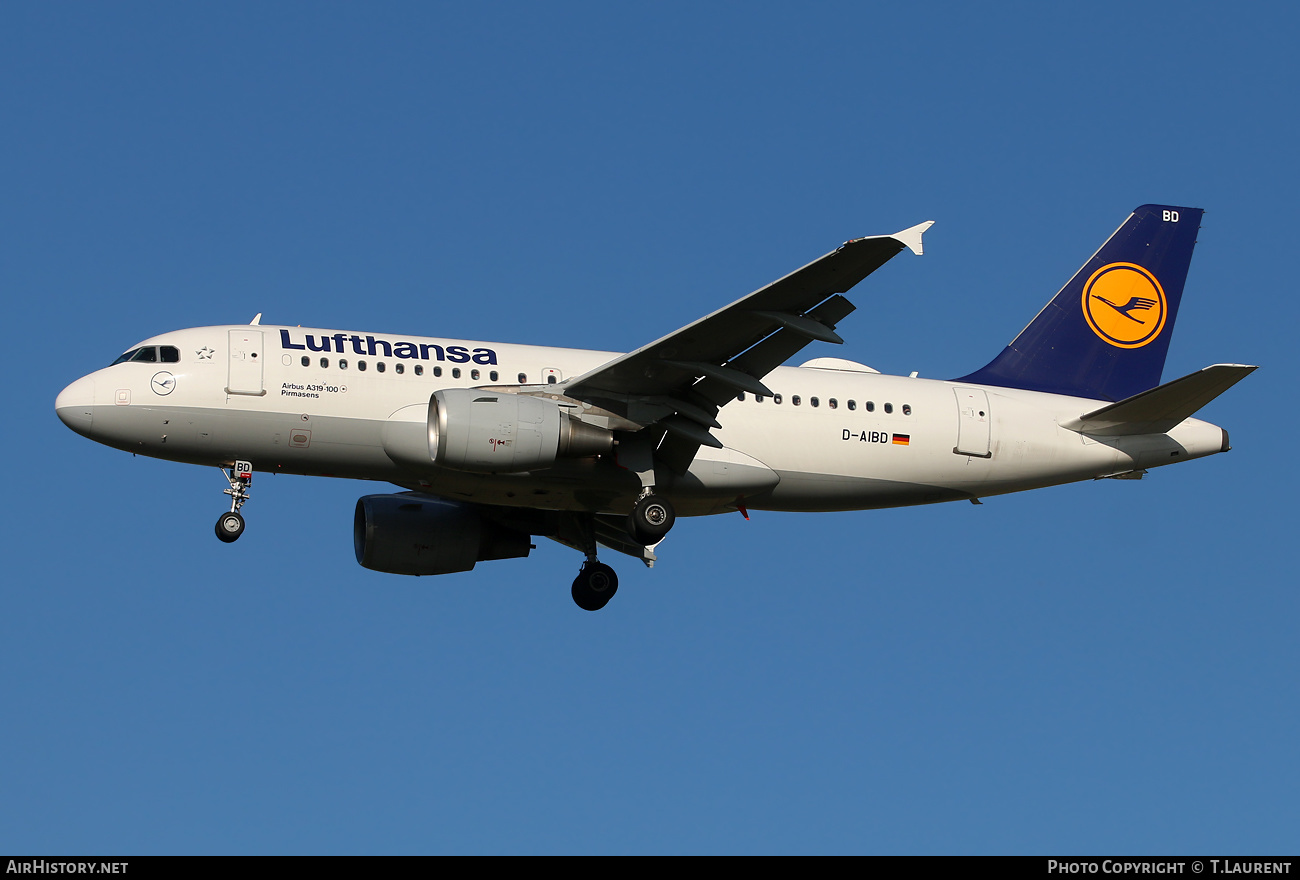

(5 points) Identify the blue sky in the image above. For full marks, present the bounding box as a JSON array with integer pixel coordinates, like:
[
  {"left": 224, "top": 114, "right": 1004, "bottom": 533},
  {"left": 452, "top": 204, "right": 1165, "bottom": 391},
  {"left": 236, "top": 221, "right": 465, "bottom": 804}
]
[{"left": 4, "top": 2, "right": 1297, "bottom": 854}]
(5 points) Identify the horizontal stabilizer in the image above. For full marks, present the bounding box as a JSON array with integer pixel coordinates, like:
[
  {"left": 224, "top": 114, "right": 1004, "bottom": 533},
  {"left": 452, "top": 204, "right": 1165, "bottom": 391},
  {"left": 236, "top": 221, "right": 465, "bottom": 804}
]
[{"left": 1060, "top": 364, "right": 1257, "bottom": 436}]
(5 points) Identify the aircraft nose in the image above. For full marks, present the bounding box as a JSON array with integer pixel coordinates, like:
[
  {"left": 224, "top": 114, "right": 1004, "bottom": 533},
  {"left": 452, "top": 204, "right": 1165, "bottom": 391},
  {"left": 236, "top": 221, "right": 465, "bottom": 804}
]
[{"left": 56, "top": 375, "right": 95, "bottom": 434}]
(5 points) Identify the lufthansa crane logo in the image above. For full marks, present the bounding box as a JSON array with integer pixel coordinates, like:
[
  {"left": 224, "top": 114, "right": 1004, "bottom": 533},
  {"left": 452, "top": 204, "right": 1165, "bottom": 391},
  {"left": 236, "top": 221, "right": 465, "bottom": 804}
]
[
  {"left": 151, "top": 371, "right": 176, "bottom": 395},
  {"left": 1081, "top": 262, "right": 1167, "bottom": 349}
]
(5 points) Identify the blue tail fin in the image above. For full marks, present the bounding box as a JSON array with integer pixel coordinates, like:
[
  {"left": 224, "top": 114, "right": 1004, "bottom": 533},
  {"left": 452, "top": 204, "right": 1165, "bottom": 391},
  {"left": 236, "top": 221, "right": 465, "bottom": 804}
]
[{"left": 955, "top": 204, "right": 1203, "bottom": 402}]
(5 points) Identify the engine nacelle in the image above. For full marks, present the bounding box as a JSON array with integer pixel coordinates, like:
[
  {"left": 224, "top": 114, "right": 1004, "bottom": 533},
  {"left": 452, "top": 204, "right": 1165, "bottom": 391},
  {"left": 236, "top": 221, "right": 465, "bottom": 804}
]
[
  {"left": 427, "top": 388, "right": 612, "bottom": 473},
  {"left": 353, "top": 494, "right": 531, "bottom": 576}
]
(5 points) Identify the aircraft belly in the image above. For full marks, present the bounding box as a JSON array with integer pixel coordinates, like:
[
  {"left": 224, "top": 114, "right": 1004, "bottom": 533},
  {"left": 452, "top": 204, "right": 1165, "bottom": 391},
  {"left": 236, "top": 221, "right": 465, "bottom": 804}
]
[
  {"left": 752, "top": 471, "right": 966, "bottom": 512},
  {"left": 96, "top": 393, "right": 738, "bottom": 515},
  {"left": 86, "top": 403, "right": 402, "bottom": 478},
  {"left": 674, "top": 447, "right": 780, "bottom": 499}
]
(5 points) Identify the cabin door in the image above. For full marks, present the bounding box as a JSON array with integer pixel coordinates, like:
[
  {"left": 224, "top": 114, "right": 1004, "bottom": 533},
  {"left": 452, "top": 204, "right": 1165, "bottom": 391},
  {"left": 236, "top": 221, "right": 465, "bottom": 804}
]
[
  {"left": 953, "top": 387, "right": 992, "bottom": 457},
  {"left": 227, "top": 329, "right": 265, "bottom": 396}
]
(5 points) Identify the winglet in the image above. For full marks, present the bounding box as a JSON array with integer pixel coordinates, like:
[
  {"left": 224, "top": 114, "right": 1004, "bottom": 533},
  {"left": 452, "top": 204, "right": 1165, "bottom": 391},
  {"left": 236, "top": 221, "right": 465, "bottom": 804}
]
[{"left": 893, "top": 221, "right": 934, "bottom": 256}]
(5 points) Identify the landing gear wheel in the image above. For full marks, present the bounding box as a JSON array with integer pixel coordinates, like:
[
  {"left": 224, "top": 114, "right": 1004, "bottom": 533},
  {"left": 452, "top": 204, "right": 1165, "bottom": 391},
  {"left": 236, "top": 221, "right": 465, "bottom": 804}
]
[
  {"left": 215, "top": 511, "right": 245, "bottom": 543},
  {"left": 571, "top": 561, "right": 619, "bottom": 611},
  {"left": 216, "top": 462, "right": 253, "bottom": 544},
  {"left": 627, "top": 493, "right": 675, "bottom": 545}
]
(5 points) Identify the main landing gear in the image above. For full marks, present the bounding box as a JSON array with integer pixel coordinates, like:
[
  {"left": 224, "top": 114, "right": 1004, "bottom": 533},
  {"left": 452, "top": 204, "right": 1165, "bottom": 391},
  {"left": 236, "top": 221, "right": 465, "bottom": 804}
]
[
  {"left": 567, "top": 512, "right": 622, "bottom": 612},
  {"left": 567, "top": 493, "right": 675, "bottom": 611},
  {"left": 215, "top": 460, "right": 253, "bottom": 544},
  {"left": 572, "top": 560, "right": 618, "bottom": 611},
  {"left": 626, "top": 491, "right": 675, "bottom": 546},
  {"left": 618, "top": 434, "right": 676, "bottom": 547}
]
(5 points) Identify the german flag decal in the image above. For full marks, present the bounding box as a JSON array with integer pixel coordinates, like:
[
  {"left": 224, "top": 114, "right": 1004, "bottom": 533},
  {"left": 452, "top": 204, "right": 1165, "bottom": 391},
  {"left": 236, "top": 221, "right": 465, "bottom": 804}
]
[{"left": 892, "top": 433, "right": 910, "bottom": 446}]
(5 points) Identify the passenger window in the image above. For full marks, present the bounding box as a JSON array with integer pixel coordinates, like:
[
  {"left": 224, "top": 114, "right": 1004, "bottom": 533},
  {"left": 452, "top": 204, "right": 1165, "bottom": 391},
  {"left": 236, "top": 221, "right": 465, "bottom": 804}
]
[
  {"left": 339, "top": 359, "right": 349, "bottom": 370},
  {"left": 376, "top": 362, "right": 385, "bottom": 373},
  {"left": 847, "top": 400, "right": 857, "bottom": 411},
  {"left": 452, "top": 368, "right": 461, "bottom": 379},
  {"left": 737, "top": 392, "right": 745, "bottom": 401},
  {"left": 432, "top": 366, "right": 441, "bottom": 377},
  {"left": 490, "top": 371, "right": 499, "bottom": 382},
  {"left": 755, "top": 395, "right": 764, "bottom": 403},
  {"left": 395, "top": 363, "right": 404, "bottom": 375},
  {"left": 547, "top": 375, "right": 557, "bottom": 385},
  {"left": 160, "top": 346, "right": 180, "bottom": 363},
  {"left": 884, "top": 403, "right": 893, "bottom": 414},
  {"left": 301, "top": 356, "right": 310, "bottom": 367},
  {"left": 866, "top": 401, "right": 875, "bottom": 412},
  {"left": 774, "top": 393, "right": 783, "bottom": 404},
  {"left": 358, "top": 360, "right": 367, "bottom": 372},
  {"left": 471, "top": 369, "right": 480, "bottom": 381},
  {"left": 792, "top": 395, "right": 802, "bottom": 406},
  {"left": 828, "top": 398, "right": 838, "bottom": 409},
  {"left": 320, "top": 358, "right": 329, "bottom": 368},
  {"left": 811, "top": 397, "right": 820, "bottom": 407},
  {"left": 902, "top": 404, "right": 911, "bottom": 415},
  {"left": 518, "top": 373, "right": 527, "bottom": 384},
  {"left": 415, "top": 365, "right": 424, "bottom": 376}
]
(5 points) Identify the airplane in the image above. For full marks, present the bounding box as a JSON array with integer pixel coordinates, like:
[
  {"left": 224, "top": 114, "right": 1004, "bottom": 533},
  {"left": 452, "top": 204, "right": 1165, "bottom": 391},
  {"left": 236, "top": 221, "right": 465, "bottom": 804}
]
[{"left": 55, "top": 204, "right": 1254, "bottom": 610}]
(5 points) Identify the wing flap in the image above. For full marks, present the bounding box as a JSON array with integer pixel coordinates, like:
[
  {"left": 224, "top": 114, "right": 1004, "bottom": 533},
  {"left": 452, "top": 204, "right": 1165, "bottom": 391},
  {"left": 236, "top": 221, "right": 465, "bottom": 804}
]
[{"left": 1060, "top": 364, "right": 1256, "bottom": 436}]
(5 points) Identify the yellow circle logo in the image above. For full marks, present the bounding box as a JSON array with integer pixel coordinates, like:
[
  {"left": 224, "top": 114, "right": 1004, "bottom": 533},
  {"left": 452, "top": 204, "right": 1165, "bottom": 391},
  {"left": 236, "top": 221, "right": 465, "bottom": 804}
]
[{"left": 1081, "top": 262, "right": 1167, "bottom": 348}]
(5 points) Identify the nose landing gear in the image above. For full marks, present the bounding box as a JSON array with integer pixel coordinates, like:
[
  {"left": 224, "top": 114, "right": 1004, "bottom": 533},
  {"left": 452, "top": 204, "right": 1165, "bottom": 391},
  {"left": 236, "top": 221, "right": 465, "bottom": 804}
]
[
  {"left": 215, "top": 510, "right": 245, "bottom": 542},
  {"left": 215, "top": 460, "right": 253, "bottom": 544}
]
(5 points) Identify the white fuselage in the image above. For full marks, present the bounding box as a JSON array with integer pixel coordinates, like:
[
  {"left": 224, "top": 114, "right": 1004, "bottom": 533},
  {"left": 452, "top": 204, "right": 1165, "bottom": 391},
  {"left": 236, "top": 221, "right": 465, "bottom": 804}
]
[{"left": 55, "top": 324, "right": 1229, "bottom": 517}]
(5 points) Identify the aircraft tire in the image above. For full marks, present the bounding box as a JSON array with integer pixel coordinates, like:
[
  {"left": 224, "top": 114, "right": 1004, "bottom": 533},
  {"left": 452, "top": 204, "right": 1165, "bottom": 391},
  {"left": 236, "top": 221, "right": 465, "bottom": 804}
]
[
  {"left": 627, "top": 494, "right": 675, "bottom": 545},
  {"left": 571, "top": 562, "right": 618, "bottom": 611},
  {"left": 215, "top": 511, "right": 245, "bottom": 543}
]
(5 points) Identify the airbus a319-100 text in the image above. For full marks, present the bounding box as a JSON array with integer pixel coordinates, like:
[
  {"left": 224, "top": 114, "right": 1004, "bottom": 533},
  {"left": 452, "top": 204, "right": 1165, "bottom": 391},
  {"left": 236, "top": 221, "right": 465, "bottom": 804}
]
[{"left": 55, "top": 205, "right": 1254, "bottom": 610}]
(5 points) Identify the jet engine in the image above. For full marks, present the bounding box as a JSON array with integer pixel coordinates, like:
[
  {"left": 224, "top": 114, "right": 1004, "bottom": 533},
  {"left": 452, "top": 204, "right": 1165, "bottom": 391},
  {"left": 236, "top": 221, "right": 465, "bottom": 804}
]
[
  {"left": 353, "top": 494, "right": 531, "bottom": 576},
  {"left": 427, "top": 388, "right": 613, "bottom": 473}
]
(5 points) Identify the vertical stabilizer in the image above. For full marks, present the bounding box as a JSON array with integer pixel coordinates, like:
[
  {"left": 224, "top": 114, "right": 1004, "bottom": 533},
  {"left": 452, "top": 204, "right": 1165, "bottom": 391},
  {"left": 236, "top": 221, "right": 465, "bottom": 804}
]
[{"left": 955, "top": 205, "right": 1203, "bottom": 402}]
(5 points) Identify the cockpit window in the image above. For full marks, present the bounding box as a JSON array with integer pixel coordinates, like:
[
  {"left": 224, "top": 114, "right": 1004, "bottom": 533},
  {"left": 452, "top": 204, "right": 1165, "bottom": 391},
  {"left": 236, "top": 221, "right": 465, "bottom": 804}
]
[{"left": 110, "top": 345, "right": 179, "bottom": 366}]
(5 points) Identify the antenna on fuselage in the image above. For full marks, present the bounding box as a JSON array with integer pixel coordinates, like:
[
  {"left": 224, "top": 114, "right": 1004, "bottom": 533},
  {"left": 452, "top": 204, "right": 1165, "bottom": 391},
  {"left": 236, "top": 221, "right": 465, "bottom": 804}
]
[{"left": 249, "top": 313, "right": 262, "bottom": 325}]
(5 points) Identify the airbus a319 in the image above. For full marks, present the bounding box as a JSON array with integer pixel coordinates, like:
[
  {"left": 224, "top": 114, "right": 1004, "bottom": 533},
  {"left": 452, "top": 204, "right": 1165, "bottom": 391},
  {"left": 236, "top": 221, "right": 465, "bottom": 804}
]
[{"left": 55, "top": 205, "right": 1253, "bottom": 610}]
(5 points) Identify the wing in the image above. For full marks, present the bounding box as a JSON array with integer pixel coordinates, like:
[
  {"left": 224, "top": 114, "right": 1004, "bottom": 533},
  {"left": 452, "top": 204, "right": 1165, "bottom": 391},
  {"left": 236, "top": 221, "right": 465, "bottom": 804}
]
[{"left": 562, "top": 221, "right": 933, "bottom": 471}]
